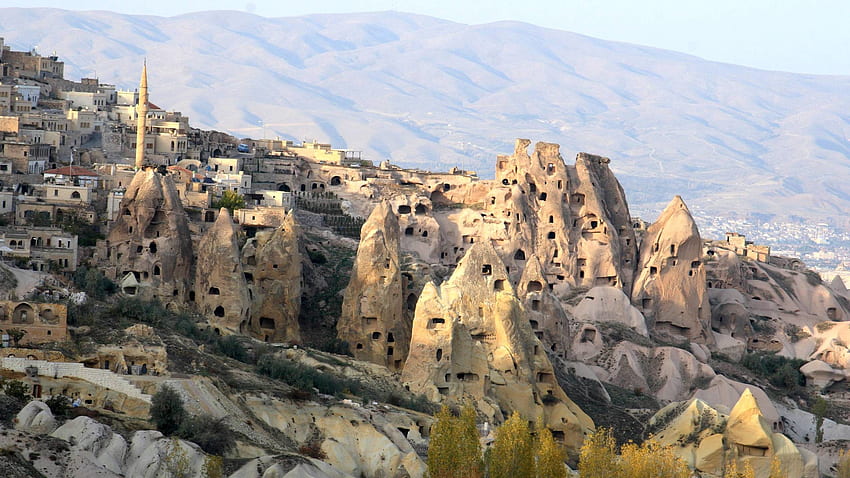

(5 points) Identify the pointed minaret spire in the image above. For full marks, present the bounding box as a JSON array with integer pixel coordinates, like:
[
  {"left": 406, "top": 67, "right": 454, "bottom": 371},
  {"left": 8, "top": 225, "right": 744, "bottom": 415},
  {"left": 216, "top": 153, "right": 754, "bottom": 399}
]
[{"left": 134, "top": 60, "right": 149, "bottom": 170}]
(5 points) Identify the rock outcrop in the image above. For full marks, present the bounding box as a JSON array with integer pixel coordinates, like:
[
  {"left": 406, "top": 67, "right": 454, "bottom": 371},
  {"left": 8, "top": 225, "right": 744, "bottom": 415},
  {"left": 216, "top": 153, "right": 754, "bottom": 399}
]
[
  {"left": 402, "top": 242, "right": 593, "bottom": 454},
  {"left": 104, "top": 169, "right": 194, "bottom": 305},
  {"left": 195, "top": 208, "right": 251, "bottom": 336},
  {"left": 485, "top": 140, "right": 638, "bottom": 295},
  {"left": 649, "top": 389, "right": 817, "bottom": 478},
  {"left": 632, "top": 196, "right": 713, "bottom": 344},
  {"left": 15, "top": 400, "right": 57, "bottom": 435},
  {"left": 338, "top": 202, "right": 408, "bottom": 369},
  {"left": 245, "top": 211, "right": 303, "bottom": 343}
]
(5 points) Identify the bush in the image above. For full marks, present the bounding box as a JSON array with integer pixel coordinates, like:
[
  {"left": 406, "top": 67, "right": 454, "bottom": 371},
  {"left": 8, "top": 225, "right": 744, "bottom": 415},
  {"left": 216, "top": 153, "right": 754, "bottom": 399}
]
[
  {"left": 298, "top": 441, "right": 327, "bottom": 459},
  {"left": 216, "top": 336, "right": 248, "bottom": 363},
  {"left": 176, "top": 414, "right": 235, "bottom": 456},
  {"left": 257, "top": 356, "right": 355, "bottom": 396},
  {"left": 315, "top": 337, "right": 351, "bottom": 356},
  {"left": 45, "top": 395, "right": 71, "bottom": 419},
  {"left": 73, "top": 266, "right": 117, "bottom": 300},
  {"left": 150, "top": 385, "right": 186, "bottom": 435},
  {"left": 0, "top": 394, "right": 24, "bottom": 425},
  {"left": 741, "top": 352, "right": 806, "bottom": 390},
  {"left": 3, "top": 379, "right": 30, "bottom": 402}
]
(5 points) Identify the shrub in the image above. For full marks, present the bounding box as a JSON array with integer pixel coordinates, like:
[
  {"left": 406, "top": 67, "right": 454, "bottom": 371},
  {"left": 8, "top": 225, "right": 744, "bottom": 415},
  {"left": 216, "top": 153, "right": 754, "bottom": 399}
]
[
  {"left": 3, "top": 379, "right": 30, "bottom": 402},
  {"left": 741, "top": 352, "right": 806, "bottom": 390},
  {"left": 298, "top": 441, "right": 327, "bottom": 459},
  {"left": 150, "top": 385, "right": 186, "bottom": 435},
  {"left": 217, "top": 336, "right": 248, "bottom": 363},
  {"left": 176, "top": 414, "right": 235, "bottom": 456},
  {"left": 45, "top": 395, "right": 71, "bottom": 419},
  {"left": 0, "top": 395, "right": 24, "bottom": 425}
]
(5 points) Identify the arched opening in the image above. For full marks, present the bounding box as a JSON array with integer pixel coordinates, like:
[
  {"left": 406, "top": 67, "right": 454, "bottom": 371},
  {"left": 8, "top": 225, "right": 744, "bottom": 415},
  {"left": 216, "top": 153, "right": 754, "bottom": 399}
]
[
  {"left": 208, "top": 287, "right": 220, "bottom": 295},
  {"left": 415, "top": 204, "right": 427, "bottom": 215},
  {"left": 330, "top": 176, "right": 342, "bottom": 186},
  {"left": 71, "top": 191, "right": 81, "bottom": 199},
  {"left": 404, "top": 226, "right": 414, "bottom": 236},
  {"left": 406, "top": 293, "right": 417, "bottom": 311},
  {"left": 278, "top": 183, "right": 291, "bottom": 192},
  {"left": 213, "top": 306, "right": 225, "bottom": 317},
  {"left": 514, "top": 249, "right": 526, "bottom": 261},
  {"left": 527, "top": 281, "right": 543, "bottom": 292},
  {"left": 153, "top": 265, "right": 161, "bottom": 276},
  {"left": 149, "top": 241, "right": 157, "bottom": 254}
]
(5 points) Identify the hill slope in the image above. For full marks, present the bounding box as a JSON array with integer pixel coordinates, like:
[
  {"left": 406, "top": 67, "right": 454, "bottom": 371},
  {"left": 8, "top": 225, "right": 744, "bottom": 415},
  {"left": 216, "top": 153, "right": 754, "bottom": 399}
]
[{"left": 3, "top": 8, "right": 850, "bottom": 223}]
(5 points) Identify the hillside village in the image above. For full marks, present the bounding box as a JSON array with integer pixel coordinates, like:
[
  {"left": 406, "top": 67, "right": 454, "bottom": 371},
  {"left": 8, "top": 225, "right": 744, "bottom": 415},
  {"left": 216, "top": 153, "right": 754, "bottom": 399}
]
[{"left": 0, "top": 38, "right": 850, "bottom": 478}]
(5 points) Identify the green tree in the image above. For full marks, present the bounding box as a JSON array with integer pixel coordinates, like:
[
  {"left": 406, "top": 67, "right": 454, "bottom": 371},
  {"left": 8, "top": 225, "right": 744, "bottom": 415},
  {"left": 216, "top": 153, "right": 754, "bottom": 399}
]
[
  {"left": 3, "top": 379, "right": 30, "bottom": 402},
  {"left": 427, "top": 404, "right": 483, "bottom": 478},
  {"left": 535, "top": 422, "right": 566, "bottom": 478},
  {"left": 813, "top": 397, "right": 828, "bottom": 443},
  {"left": 6, "top": 328, "right": 26, "bottom": 347},
  {"left": 578, "top": 427, "right": 620, "bottom": 478},
  {"left": 150, "top": 385, "right": 186, "bottom": 435},
  {"left": 211, "top": 190, "right": 245, "bottom": 212},
  {"left": 177, "top": 414, "right": 236, "bottom": 456},
  {"left": 488, "top": 411, "right": 534, "bottom": 478}
]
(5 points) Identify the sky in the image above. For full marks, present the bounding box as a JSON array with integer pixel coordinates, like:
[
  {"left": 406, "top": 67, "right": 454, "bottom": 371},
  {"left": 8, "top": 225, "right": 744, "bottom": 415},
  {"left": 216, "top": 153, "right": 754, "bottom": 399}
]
[{"left": 4, "top": 0, "right": 849, "bottom": 75}]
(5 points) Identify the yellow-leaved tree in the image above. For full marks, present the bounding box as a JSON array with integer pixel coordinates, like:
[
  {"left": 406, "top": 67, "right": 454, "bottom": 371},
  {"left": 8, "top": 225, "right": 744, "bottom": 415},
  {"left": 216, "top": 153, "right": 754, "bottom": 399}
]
[
  {"left": 619, "top": 438, "right": 690, "bottom": 478},
  {"left": 768, "top": 455, "right": 786, "bottom": 478},
  {"left": 534, "top": 420, "right": 566, "bottom": 478},
  {"left": 725, "top": 458, "right": 756, "bottom": 478},
  {"left": 487, "top": 411, "right": 534, "bottom": 478},
  {"left": 578, "top": 427, "right": 620, "bottom": 478},
  {"left": 838, "top": 450, "right": 850, "bottom": 478},
  {"left": 427, "top": 404, "right": 483, "bottom": 478}
]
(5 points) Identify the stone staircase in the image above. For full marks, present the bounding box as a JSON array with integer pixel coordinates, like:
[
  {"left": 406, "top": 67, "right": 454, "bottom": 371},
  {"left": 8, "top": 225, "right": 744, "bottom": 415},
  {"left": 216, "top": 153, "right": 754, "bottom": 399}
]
[{"left": 0, "top": 357, "right": 152, "bottom": 403}]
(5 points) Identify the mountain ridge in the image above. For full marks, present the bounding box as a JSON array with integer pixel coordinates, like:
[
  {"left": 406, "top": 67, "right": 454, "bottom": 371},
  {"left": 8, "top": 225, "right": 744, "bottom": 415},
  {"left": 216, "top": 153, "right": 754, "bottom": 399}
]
[{"left": 2, "top": 8, "right": 850, "bottom": 225}]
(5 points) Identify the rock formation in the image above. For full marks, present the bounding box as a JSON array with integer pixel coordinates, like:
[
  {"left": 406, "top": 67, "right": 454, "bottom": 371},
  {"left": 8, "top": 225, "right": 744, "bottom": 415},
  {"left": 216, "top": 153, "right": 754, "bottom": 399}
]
[
  {"left": 243, "top": 210, "right": 303, "bottom": 343},
  {"left": 104, "top": 169, "right": 193, "bottom": 306},
  {"left": 194, "top": 208, "right": 251, "bottom": 336},
  {"left": 485, "top": 140, "right": 637, "bottom": 294},
  {"left": 338, "top": 202, "right": 408, "bottom": 369},
  {"left": 632, "top": 196, "right": 713, "bottom": 344},
  {"left": 649, "top": 389, "right": 818, "bottom": 478},
  {"left": 516, "top": 254, "right": 572, "bottom": 359},
  {"left": 402, "top": 242, "right": 593, "bottom": 454}
]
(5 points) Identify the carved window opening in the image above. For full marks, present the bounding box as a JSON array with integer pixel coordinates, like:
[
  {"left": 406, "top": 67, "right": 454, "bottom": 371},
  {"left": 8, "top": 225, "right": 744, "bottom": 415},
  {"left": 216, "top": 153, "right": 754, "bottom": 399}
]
[
  {"left": 530, "top": 320, "right": 539, "bottom": 329},
  {"left": 153, "top": 265, "right": 160, "bottom": 276},
  {"left": 387, "top": 333, "right": 395, "bottom": 343},
  {"left": 436, "top": 348, "right": 443, "bottom": 361},
  {"left": 650, "top": 266, "right": 658, "bottom": 276},
  {"left": 531, "top": 300, "right": 540, "bottom": 311},
  {"left": 482, "top": 264, "right": 492, "bottom": 275},
  {"left": 260, "top": 317, "right": 275, "bottom": 329},
  {"left": 422, "top": 230, "right": 428, "bottom": 237},
  {"left": 406, "top": 294, "right": 417, "bottom": 311},
  {"left": 642, "top": 298, "right": 652, "bottom": 309},
  {"left": 494, "top": 279, "right": 506, "bottom": 291},
  {"left": 548, "top": 231, "right": 556, "bottom": 239},
  {"left": 428, "top": 318, "right": 445, "bottom": 329},
  {"left": 539, "top": 192, "right": 547, "bottom": 201},
  {"left": 548, "top": 215, "right": 554, "bottom": 224},
  {"left": 580, "top": 329, "right": 596, "bottom": 343},
  {"left": 398, "top": 205, "right": 411, "bottom": 214},
  {"left": 404, "top": 227, "right": 414, "bottom": 236},
  {"left": 213, "top": 306, "right": 225, "bottom": 317},
  {"left": 149, "top": 242, "right": 157, "bottom": 253},
  {"left": 372, "top": 331, "right": 382, "bottom": 340},
  {"left": 514, "top": 249, "right": 526, "bottom": 261},
  {"left": 208, "top": 287, "right": 220, "bottom": 295},
  {"left": 356, "top": 343, "right": 363, "bottom": 349},
  {"left": 189, "top": 291, "right": 196, "bottom": 302},
  {"left": 415, "top": 204, "right": 427, "bottom": 215},
  {"left": 527, "top": 281, "right": 543, "bottom": 292}
]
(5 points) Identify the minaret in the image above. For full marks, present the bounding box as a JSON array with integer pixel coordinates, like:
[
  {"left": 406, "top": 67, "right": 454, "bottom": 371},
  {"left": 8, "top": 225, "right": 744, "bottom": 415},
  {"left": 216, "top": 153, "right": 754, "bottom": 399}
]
[{"left": 134, "top": 61, "right": 148, "bottom": 170}]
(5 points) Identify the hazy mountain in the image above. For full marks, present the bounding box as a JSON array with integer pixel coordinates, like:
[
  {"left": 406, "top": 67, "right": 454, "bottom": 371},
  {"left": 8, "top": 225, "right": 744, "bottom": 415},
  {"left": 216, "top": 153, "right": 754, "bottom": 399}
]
[{"left": 3, "top": 8, "right": 850, "bottom": 225}]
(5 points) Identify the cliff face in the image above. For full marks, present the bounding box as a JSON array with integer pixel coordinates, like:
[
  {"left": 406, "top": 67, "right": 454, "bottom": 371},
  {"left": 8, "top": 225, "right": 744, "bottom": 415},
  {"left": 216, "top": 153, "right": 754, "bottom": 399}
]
[
  {"left": 337, "top": 202, "right": 409, "bottom": 369},
  {"left": 105, "top": 169, "right": 193, "bottom": 305},
  {"left": 402, "top": 242, "right": 594, "bottom": 454},
  {"left": 632, "top": 196, "right": 713, "bottom": 344},
  {"left": 245, "top": 211, "right": 303, "bottom": 343},
  {"left": 194, "top": 208, "right": 251, "bottom": 335}
]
